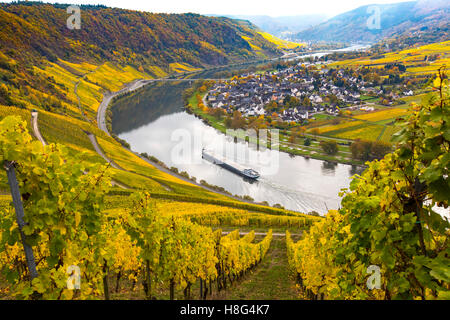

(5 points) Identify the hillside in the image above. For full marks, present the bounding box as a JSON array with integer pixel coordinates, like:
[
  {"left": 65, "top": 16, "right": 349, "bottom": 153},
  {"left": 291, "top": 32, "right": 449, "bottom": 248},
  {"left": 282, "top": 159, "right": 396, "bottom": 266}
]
[
  {"left": 0, "top": 2, "right": 286, "bottom": 119},
  {"left": 294, "top": 0, "right": 450, "bottom": 43},
  {"left": 0, "top": 2, "right": 280, "bottom": 68},
  {"left": 0, "top": 1, "right": 448, "bottom": 302},
  {"left": 0, "top": 2, "right": 326, "bottom": 300},
  {"left": 0, "top": 3, "right": 302, "bottom": 207},
  {"left": 329, "top": 40, "right": 450, "bottom": 75}
]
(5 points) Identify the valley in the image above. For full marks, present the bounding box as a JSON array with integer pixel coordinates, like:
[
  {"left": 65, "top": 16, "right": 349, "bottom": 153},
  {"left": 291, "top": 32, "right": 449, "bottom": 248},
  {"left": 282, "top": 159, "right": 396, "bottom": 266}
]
[{"left": 0, "top": 1, "right": 448, "bottom": 303}]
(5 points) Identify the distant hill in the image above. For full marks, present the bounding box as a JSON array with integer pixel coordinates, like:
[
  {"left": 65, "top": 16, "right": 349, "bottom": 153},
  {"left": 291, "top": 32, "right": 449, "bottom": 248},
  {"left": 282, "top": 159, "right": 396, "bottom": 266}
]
[
  {"left": 293, "top": 0, "right": 450, "bottom": 43},
  {"left": 0, "top": 2, "right": 281, "bottom": 73},
  {"left": 209, "top": 14, "right": 328, "bottom": 38}
]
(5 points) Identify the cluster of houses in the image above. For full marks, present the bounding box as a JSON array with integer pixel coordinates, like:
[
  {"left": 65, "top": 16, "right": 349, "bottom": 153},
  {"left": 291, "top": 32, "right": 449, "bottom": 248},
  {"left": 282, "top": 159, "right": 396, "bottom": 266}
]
[{"left": 205, "top": 65, "right": 378, "bottom": 122}]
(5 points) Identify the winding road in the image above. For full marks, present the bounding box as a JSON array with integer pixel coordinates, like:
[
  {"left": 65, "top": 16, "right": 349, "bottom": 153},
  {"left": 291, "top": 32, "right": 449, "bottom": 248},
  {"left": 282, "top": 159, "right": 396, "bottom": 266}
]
[
  {"left": 31, "top": 111, "right": 129, "bottom": 189},
  {"left": 95, "top": 79, "right": 281, "bottom": 205},
  {"left": 96, "top": 78, "right": 227, "bottom": 136},
  {"left": 31, "top": 112, "right": 47, "bottom": 146},
  {"left": 97, "top": 79, "right": 153, "bottom": 136},
  {"left": 86, "top": 132, "right": 123, "bottom": 170}
]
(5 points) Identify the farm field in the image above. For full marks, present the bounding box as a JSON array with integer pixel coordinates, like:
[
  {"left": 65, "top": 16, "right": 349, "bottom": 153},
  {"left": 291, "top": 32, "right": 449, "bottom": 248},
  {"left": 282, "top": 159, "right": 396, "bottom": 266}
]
[
  {"left": 169, "top": 62, "right": 202, "bottom": 73},
  {"left": 306, "top": 105, "right": 414, "bottom": 143},
  {"left": 329, "top": 40, "right": 450, "bottom": 75},
  {"left": 379, "top": 126, "right": 401, "bottom": 143},
  {"left": 352, "top": 108, "right": 408, "bottom": 122},
  {"left": 35, "top": 60, "right": 149, "bottom": 119},
  {"left": 309, "top": 120, "right": 365, "bottom": 134},
  {"left": 1, "top": 100, "right": 319, "bottom": 301},
  {"left": 329, "top": 124, "right": 385, "bottom": 141},
  {"left": 257, "top": 32, "right": 304, "bottom": 50},
  {"left": 213, "top": 235, "right": 301, "bottom": 300}
]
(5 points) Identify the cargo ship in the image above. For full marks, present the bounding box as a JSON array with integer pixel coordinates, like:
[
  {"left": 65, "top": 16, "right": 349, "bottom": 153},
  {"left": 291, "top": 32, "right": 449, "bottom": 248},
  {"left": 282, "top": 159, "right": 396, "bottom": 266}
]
[{"left": 202, "top": 149, "right": 260, "bottom": 180}]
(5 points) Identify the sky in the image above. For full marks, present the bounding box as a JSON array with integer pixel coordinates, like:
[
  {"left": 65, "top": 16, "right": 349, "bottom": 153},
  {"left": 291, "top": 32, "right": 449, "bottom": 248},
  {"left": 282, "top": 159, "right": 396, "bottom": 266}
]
[{"left": 6, "top": 0, "right": 417, "bottom": 17}]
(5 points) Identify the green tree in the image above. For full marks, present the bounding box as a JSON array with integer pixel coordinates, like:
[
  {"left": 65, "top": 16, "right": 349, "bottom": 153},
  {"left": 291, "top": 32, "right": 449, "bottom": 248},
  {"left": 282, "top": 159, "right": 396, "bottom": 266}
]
[
  {"left": 302, "top": 96, "right": 311, "bottom": 107},
  {"left": 320, "top": 140, "right": 338, "bottom": 155},
  {"left": 351, "top": 140, "right": 392, "bottom": 161},
  {"left": 304, "top": 137, "right": 311, "bottom": 146}
]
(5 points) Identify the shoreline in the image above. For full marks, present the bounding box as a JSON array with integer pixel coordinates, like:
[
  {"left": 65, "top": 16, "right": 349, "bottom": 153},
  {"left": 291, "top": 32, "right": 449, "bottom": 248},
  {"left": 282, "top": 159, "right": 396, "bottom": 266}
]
[
  {"left": 96, "top": 77, "right": 292, "bottom": 210},
  {"left": 96, "top": 56, "right": 370, "bottom": 212},
  {"left": 188, "top": 90, "right": 367, "bottom": 168}
]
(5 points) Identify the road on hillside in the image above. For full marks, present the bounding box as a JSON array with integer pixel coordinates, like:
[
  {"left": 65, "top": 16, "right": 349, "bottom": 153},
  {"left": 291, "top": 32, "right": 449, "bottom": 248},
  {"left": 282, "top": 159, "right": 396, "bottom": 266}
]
[{"left": 31, "top": 112, "right": 47, "bottom": 146}]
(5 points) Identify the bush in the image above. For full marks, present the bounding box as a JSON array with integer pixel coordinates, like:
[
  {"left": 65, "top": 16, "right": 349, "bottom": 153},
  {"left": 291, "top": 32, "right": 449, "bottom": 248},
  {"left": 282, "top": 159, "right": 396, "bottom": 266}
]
[
  {"left": 350, "top": 140, "right": 392, "bottom": 161},
  {"left": 304, "top": 137, "right": 311, "bottom": 146},
  {"left": 179, "top": 171, "right": 190, "bottom": 179},
  {"left": 320, "top": 140, "right": 338, "bottom": 155}
]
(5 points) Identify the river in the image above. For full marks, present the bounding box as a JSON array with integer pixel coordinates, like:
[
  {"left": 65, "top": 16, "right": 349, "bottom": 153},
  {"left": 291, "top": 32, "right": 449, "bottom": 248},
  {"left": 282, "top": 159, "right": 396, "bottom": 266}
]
[{"left": 111, "top": 47, "right": 368, "bottom": 214}]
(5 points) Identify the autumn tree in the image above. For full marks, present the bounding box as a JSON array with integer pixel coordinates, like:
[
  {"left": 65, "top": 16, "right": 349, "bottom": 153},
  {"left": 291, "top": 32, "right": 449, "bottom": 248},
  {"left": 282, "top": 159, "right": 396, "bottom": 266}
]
[
  {"left": 289, "top": 128, "right": 298, "bottom": 144},
  {"left": 351, "top": 140, "right": 392, "bottom": 161},
  {"left": 302, "top": 96, "right": 312, "bottom": 107},
  {"left": 310, "top": 128, "right": 320, "bottom": 138},
  {"left": 298, "top": 126, "right": 306, "bottom": 137},
  {"left": 230, "top": 110, "right": 246, "bottom": 129},
  {"left": 208, "top": 107, "right": 226, "bottom": 119},
  {"left": 248, "top": 115, "right": 266, "bottom": 135},
  {"left": 265, "top": 101, "right": 279, "bottom": 112}
]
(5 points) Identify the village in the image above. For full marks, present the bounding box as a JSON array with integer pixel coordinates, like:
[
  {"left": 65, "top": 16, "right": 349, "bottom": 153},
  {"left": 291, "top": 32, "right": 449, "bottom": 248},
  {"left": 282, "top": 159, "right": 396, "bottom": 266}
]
[{"left": 205, "top": 62, "right": 412, "bottom": 123}]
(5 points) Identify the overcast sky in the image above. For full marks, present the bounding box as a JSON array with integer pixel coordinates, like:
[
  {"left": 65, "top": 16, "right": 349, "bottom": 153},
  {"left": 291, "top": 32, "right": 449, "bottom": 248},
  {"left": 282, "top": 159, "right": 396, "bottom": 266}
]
[{"left": 5, "top": 0, "right": 416, "bottom": 17}]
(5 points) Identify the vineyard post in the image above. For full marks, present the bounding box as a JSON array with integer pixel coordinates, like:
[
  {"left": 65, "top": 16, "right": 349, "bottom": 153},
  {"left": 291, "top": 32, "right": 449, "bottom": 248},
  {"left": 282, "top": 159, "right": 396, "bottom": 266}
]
[
  {"left": 170, "top": 279, "right": 175, "bottom": 300},
  {"left": 102, "top": 261, "right": 110, "bottom": 300},
  {"left": 145, "top": 260, "right": 152, "bottom": 300},
  {"left": 4, "top": 161, "right": 38, "bottom": 281},
  {"left": 209, "top": 279, "right": 212, "bottom": 296}
]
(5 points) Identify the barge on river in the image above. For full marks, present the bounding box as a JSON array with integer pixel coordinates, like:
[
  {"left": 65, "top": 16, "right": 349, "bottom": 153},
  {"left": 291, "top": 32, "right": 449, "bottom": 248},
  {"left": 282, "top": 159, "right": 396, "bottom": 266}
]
[{"left": 202, "top": 149, "right": 260, "bottom": 180}]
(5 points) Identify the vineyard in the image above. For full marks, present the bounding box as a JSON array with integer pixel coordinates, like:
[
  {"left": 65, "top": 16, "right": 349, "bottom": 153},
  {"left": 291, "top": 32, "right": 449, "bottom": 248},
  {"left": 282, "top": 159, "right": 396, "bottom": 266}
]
[
  {"left": 308, "top": 107, "right": 411, "bottom": 143},
  {"left": 352, "top": 108, "right": 408, "bottom": 122},
  {"left": 1, "top": 74, "right": 448, "bottom": 300},
  {"left": 0, "top": 1, "right": 448, "bottom": 301},
  {"left": 1, "top": 71, "right": 448, "bottom": 300},
  {"left": 285, "top": 73, "right": 449, "bottom": 300},
  {"left": 256, "top": 32, "right": 304, "bottom": 50},
  {"left": 0, "top": 115, "right": 312, "bottom": 300},
  {"left": 329, "top": 40, "right": 450, "bottom": 75}
]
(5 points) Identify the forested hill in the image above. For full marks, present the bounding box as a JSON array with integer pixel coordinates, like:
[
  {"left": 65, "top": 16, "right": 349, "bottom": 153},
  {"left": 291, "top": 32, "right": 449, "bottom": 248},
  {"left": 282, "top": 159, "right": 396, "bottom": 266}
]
[
  {"left": 0, "top": 2, "right": 280, "bottom": 73},
  {"left": 294, "top": 0, "right": 450, "bottom": 43}
]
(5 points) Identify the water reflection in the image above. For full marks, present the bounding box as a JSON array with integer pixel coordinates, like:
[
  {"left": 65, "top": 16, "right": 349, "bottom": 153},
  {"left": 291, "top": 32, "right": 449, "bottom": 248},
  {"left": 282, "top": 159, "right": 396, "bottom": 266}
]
[
  {"left": 112, "top": 81, "right": 190, "bottom": 134},
  {"left": 321, "top": 161, "right": 338, "bottom": 175},
  {"left": 111, "top": 58, "right": 366, "bottom": 214},
  {"left": 349, "top": 165, "right": 362, "bottom": 176}
]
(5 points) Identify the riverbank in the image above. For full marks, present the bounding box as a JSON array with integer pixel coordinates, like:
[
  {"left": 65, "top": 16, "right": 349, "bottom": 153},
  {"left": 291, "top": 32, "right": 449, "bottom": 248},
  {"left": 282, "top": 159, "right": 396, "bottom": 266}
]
[
  {"left": 96, "top": 77, "right": 307, "bottom": 212},
  {"left": 101, "top": 54, "right": 368, "bottom": 213},
  {"left": 186, "top": 89, "right": 366, "bottom": 167}
]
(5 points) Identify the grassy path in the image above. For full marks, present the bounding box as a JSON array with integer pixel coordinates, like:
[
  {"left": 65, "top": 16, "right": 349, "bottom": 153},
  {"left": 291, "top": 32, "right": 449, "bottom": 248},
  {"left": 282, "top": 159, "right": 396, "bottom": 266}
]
[{"left": 214, "top": 237, "right": 301, "bottom": 300}]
